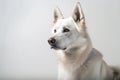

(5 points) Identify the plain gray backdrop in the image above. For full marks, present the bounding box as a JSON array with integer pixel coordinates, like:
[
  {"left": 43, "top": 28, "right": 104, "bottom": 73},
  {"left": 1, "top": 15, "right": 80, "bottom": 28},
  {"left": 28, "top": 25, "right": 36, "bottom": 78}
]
[{"left": 0, "top": 0, "right": 120, "bottom": 79}]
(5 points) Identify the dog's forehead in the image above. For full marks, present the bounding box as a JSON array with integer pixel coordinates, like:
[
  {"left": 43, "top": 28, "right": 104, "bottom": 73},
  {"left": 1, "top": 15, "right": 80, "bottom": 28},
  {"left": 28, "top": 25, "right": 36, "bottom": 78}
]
[{"left": 53, "top": 17, "right": 79, "bottom": 31}]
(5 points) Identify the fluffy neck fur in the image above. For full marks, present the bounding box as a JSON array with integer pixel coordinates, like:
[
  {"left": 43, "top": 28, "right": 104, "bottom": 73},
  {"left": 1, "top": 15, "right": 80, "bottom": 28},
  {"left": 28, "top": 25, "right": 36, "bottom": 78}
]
[{"left": 56, "top": 33, "right": 94, "bottom": 80}]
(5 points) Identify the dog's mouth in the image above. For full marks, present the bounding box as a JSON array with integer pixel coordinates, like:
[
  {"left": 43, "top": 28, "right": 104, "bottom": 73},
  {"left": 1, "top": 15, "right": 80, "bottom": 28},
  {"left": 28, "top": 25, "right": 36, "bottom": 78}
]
[{"left": 51, "top": 45, "right": 66, "bottom": 50}]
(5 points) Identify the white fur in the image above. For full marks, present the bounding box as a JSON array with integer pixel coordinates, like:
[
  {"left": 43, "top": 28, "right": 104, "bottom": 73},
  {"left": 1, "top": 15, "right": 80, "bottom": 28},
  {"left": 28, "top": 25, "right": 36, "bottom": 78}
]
[{"left": 48, "top": 2, "right": 120, "bottom": 80}]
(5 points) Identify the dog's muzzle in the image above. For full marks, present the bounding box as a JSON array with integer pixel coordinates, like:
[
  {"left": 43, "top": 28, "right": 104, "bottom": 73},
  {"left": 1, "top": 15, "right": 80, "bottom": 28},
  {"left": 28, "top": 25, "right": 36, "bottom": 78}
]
[{"left": 48, "top": 37, "right": 66, "bottom": 50}]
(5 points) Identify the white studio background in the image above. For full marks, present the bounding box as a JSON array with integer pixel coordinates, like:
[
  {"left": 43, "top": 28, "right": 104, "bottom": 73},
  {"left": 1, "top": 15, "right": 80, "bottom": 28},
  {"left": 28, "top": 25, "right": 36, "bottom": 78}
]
[{"left": 0, "top": 0, "right": 120, "bottom": 79}]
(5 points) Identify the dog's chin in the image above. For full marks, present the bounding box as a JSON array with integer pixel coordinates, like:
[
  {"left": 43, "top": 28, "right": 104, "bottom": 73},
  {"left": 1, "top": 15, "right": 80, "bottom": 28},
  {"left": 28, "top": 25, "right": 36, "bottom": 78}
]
[{"left": 51, "top": 46, "right": 66, "bottom": 50}]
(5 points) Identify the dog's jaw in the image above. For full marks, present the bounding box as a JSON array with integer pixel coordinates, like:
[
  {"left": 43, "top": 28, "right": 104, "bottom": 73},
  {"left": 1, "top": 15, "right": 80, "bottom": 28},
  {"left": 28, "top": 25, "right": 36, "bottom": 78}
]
[{"left": 51, "top": 45, "right": 67, "bottom": 50}]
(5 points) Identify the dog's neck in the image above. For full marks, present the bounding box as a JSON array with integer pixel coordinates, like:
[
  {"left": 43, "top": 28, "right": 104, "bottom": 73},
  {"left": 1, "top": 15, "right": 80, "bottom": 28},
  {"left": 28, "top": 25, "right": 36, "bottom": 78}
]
[
  {"left": 56, "top": 45, "right": 92, "bottom": 80},
  {"left": 57, "top": 43, "right": 92, "bottom": 68},
  {"left": 54, "top": 31, "right": 94, "bottom": 80}
]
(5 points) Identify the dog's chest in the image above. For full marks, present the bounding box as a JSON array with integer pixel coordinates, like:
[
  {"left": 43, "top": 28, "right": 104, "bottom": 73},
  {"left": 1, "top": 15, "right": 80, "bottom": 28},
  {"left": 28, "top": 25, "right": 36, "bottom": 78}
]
[{"left": 58, "top": 65, "right": 74, "bottom": 80}]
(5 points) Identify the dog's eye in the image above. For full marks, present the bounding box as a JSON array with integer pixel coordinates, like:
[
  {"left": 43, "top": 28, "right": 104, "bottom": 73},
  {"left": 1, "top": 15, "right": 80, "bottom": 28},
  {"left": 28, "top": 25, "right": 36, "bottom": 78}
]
[
  {"left": 54, "top": 29, "right": 56, "bottom": 33},
  {"left": 63, "top": 28, "right": 70, "bottom": 33}
]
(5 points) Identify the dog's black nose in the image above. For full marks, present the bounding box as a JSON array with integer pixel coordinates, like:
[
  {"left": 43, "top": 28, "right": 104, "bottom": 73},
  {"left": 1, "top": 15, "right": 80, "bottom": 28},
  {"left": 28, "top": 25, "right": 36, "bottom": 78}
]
[{"left": 48, "top": 38, "right": 56, "bottom": 45}]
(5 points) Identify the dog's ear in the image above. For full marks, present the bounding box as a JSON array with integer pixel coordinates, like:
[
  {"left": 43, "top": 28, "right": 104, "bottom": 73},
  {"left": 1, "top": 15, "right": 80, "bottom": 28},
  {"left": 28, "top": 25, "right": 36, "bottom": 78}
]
[
  {"left": 53, "top": 7, "right": 63, "bottom": 25},
  {"left": 72, "top": 2, "right": 86, "bottom": 29}
]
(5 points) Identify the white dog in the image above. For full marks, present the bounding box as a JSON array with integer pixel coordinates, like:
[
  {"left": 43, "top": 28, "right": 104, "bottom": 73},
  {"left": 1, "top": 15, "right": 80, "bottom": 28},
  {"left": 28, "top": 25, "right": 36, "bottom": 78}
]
[{"left": 48, "top": 2, "right": 120, "bottom": 80}]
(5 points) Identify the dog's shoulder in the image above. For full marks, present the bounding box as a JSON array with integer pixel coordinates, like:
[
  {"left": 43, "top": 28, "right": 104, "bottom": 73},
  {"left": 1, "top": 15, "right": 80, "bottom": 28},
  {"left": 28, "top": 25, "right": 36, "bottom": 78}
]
[
  {"left": 87, "top": 48, "right": 103, "bottom": 61},
  {"left": 82, "top": 48, "right": 103, "bottom": 71}
]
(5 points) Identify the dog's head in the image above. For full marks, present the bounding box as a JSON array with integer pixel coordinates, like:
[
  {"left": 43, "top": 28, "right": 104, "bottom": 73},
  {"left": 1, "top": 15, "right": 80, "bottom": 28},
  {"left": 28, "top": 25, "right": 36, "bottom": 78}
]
[{"left": 48, "top": 2, "right": 91, "bottom": 52}]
